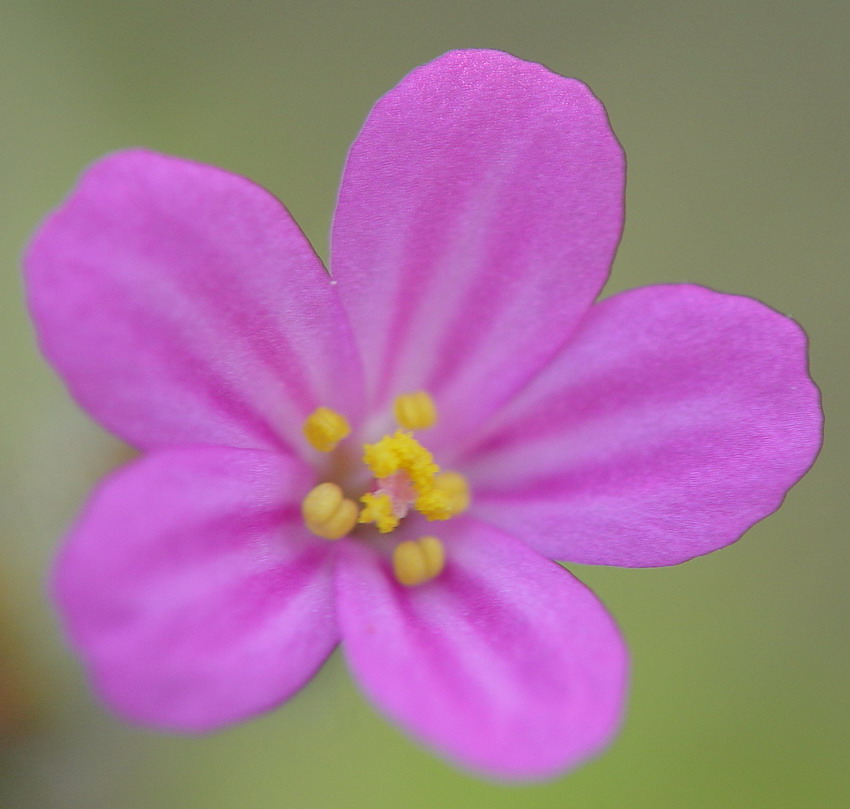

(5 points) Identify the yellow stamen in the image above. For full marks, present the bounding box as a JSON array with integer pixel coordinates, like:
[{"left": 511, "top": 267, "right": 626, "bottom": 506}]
[
  {"left": 358, "top": 492, "right": 399, "bottom": 533},
  {"left": 362, "top": 430, "right": 435, "bottom": 481},
  {"left": 394, "top": 391, "right": 437, "bottom": 430},
  {"left": 412, "top": 488, "right": 454, "bottom": 520},
  {"left": 393, "top": 536, "right": 446, "bottom": 586},
  {"left": 303, "top": 395, "right": 469, "bottom": 542},
  {"left": 301, "top": 482, "right": 358, "bottom": 540},
  {"left": 303, "top": 407, "right": 350, "bottom": 452},
  {"left": 359, "top": 430, "right": 452, "bottom": 527},
  {"left": 433, "top": 471, "right": 470, "bottom": 516}
]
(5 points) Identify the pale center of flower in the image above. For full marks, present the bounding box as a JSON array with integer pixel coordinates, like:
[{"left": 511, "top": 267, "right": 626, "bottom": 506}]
[{"left": 299, "top": 391, "right": 470, "bottom": 587}]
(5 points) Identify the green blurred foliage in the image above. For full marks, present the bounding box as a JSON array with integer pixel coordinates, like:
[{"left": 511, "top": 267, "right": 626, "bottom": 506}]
[{"left": 1, "top": 1, "right": 847, "bottom": 806}]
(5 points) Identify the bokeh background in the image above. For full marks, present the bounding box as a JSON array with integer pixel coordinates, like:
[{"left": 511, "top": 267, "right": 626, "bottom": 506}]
[{"left": 1, "top": 1, "right": 847, "bottom": 806}]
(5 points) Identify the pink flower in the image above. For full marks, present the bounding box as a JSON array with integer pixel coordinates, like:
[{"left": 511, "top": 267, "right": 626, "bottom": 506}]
[{"left": 24, "top": 50, "right": 821, "bottom": 780}]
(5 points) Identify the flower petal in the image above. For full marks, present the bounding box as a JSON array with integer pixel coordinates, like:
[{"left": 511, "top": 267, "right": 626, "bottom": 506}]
[
  {"left": 25, "top": 150, "right": 363, "bottom": 453},
  {"left": 332, "top": 50, "right": 623, "bottom": 443},
  {"left": 54, "top": 446, "right": 337, "bottom": 731},
  {"left": 464, "top": 285, "right": 822, "bottom": 567},
  {"left": 335, "top": 517, "right": 627, "bottom": 779}
]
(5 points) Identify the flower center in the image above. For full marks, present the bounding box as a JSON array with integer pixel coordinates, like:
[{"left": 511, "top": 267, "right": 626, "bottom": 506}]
[{"left": 299, "top": 391, "right": 470, "bottom": 586}]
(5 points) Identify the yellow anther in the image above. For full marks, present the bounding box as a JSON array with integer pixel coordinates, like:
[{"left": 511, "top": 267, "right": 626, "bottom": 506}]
[
  {"left": 394, "top": 391, "right": 437, "bottom": 430},
  {"left": 392, "top": 536, "right": 446, "bottom": 586},
  {"left": 433, "top": 471, "right": 470, "bottom": 516},
  {"left": 303, "top": 407, "right": 350, "bottom": 452},
  {"left": 413, "top": 488, "right": 454, "bottom": 520},
  {"left": 301, "top": 482, "right": 358, "bottom": 540},
  {"left": 359, "top": 430, "right": 455, "bottom": 527},
  {"left": 362, "top": 430, "right": 438, "bottom": 494},
  {"left": 358, "top": 492, "right": 399, "bottom": 534}
]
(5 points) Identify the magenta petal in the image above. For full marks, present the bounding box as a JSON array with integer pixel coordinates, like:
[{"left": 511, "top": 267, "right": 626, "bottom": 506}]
[
  {"left": 54, "top": 447, "right": 337, "bottom": 730},
  {"left": 332, "top": 50, "right": 624, "bottom": 444},
  {"left": 466, "top": 285, "right": 822, "bottom": 567},
  {"left": 335, "top": 518, "right": 627, "bottom": 779},
  {"left": 26, "top": 150, "right": 363, "bottom": 453}
]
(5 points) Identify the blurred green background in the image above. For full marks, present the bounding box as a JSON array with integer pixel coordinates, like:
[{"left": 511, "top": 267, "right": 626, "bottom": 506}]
[{"left": 1, "top": 1, "right": 847, "bottom": 806}]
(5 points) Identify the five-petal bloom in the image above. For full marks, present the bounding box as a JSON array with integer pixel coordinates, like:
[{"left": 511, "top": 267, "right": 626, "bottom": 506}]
[{"left": 24, "top": 50, "right": 821, "bottom": 779}]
